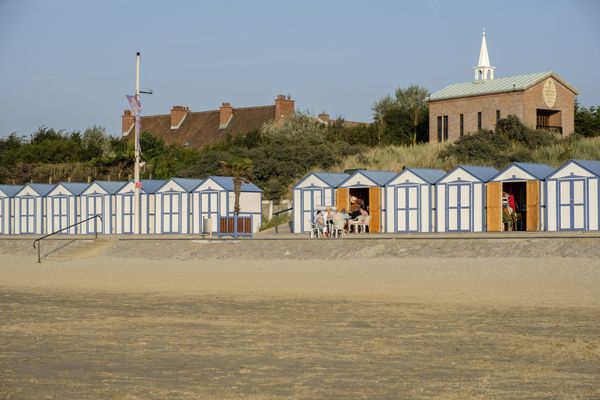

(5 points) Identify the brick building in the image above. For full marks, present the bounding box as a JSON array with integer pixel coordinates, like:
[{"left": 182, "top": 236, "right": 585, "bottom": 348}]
[
  {"left": 122, "top": 94, "right": 295, "bottom": 149},
  {"left": 428, "top": 31, "right": 578, "bottom": 142}
]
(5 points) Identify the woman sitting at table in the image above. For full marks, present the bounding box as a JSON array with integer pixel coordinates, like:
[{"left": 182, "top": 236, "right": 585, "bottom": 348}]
[{"left": 314, "top": 210, "right": 326, "bottom": 236}]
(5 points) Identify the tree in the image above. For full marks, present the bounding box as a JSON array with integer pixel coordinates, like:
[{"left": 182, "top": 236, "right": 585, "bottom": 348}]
[
  {"left": 395, "top": 85, "right": 430, "bottom": 144},
  {"left": 221, "top": 157, "right": 254, "bottom": 215}
]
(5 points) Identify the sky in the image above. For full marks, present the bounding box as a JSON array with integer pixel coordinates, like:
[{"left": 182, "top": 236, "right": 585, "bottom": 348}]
[{"left": 0, "top": 0, "right": 599, "bottom": 137}]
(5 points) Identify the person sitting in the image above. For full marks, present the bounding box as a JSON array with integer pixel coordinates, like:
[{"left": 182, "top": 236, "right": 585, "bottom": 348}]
[
  {"left": 314, "top": 211, "right": 326, "bottom": 236},
  {"left": 348, "top": 207, "right": 367, "bottom": 233}
]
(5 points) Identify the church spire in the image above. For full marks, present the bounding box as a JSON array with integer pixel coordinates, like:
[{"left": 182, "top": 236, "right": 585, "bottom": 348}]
[{"left": 474, "top": 28, "right": 495, "bottom": 81}]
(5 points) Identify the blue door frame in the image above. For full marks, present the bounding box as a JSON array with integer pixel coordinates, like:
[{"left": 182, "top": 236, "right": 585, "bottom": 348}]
[
  {"left": 86, "top": 195, "right": 103, "bottom": 234},
  {"left": 198, "top": 191, "right": 219, "bottom": 233},
  {"left": 122, "top": 194, "right": 135, "bottom": 234},
  {"left": 300, "top": 188, "right": 324, "bottom": 232},
  {"left": 162, "top": 192, "right": 181, "bottom": 234},
  {"left": 446, "top": 183, "right": 471, "bottom": 232},
  {"left": 19, "top": 197, "right": 36, "bottom": 234},
  {"left": 557, "top": 178, "right": 586, "bottom": 231},
  {"left": 394, "top": 185, "right": 420, "bottom": 233},
  {"left": 51, "top": 196, "right": 69, "bottom": 234}
]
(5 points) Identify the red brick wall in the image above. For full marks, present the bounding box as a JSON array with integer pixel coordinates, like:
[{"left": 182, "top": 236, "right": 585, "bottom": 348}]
[{"left": 522, "top": 78, "right": 576, "bottom": 135}]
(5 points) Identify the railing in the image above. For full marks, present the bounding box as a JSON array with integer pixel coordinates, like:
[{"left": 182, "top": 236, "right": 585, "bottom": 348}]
[
  {"left": 536, "top": 125, "right": 562, "bottom": 134},
  {"left": 273, "top": 207, "right": 293, "bottom": 234},
  {"left": 32, "top": 215, "right": 103, "bottom": 263}
]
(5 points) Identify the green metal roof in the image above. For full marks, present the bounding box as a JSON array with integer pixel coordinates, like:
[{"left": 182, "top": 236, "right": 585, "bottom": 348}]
[{"left": 429, "top": 71, "right": 578, "bottom": 101}]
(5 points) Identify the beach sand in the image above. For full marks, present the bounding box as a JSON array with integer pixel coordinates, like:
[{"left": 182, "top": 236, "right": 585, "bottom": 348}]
[{"left": 1, "top": 237, "right": 599, "bottom": 398}]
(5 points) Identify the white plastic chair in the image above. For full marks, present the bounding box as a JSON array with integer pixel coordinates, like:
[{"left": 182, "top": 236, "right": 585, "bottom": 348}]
[
  {"left": 332, "top": 219, "right": 346, "bottom": 238},
  {"left": 358, "top": 215, "right": 371, "bottom": 233},
  {"left": 308, "top": 220, "right": 322, "bottom": 239}
]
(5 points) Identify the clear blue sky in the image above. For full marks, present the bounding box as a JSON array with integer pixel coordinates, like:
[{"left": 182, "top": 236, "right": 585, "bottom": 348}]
[{"left": 1, "top": 0, "right": 598, "bottom": 137}]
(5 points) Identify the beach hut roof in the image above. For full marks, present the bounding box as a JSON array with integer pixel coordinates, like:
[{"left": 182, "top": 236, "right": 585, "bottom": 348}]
[
  {"left": 170, "top": 177, "right": 205, "bottom": 192},
  {"left": 25, "top": 183, "right": 56, "bottom": 196},
  {"left": 0, "top": 184, "right": 22, "bottom": 197},
  {"left": 311, "top": 172, "right": 350, "bottom": 188},
  {"left": 404, "top": 168, "right": 447, "bottom": 184},
  {"left": 140, "top": 179, "right": 167, "bottom": 194},
  {"left": 345, "top": 170, "right": 396, "bottom": 186},
  {"left": 57, "top": 182, "right": 90, "bottom": 195},
  {"left": 206, "top": 176, "right": 262, "bottom": 192},
  {"left": 93, "top": 181, "right": 128, "bottom": 194},
  {"left": 507, "top": 162, "right": 555, "bottom": 180},
  {"left": 458, "top": 165, "right": 499, "bottom": 182},
  {"left": 571, "top": 159, "right": 600, "bottom": 176}
]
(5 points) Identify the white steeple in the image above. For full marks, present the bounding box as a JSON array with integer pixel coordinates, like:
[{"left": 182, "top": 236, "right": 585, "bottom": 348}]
[{"left": 474, "top": 28, "right": 495, "bottom": 81}]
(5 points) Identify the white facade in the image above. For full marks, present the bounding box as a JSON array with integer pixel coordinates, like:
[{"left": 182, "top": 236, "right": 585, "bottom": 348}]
[
  {"left": 45, "top": 183, "right": 86, "bottom": 234},
  {"left": 292, "top": 173, "right": 344, "bottom": 233},
  {"left": 155, "top": 179, "right": 199, "bottom": 234},
  {"left": 13, "top": 184, "right": 54, "bottom": 235},
  {"left": 0, "top": 186, "right": 21, "bottom": 235},
  {"left": 546, "top": 161, "right": 600, "bottom": 231},
  {"left": 114, "top": 182, "right": 160, "bottom": 235},
  {"left": 191, "top": 177, "right": 263, "bottom": 234},
  {"left": 385, "top": 169, "right": 444, "bottom": 233},
  {"left": 80, "top": 182, "right": 126, "bottom": 235},
  {"left": 436, "top": 167, "right": 497, "bottom": 232}
]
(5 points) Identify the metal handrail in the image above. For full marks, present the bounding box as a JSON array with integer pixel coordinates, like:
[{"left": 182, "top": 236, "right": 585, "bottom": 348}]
[
  {"left": 273, "top": 207, "right": 292, "bottom": 234},
  {"left": 33, "top": 215, "right": 103, "bottom": 263}
]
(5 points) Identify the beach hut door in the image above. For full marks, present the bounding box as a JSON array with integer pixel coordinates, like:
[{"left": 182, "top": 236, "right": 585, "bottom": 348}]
[
  {"left": 525, "top": 180, "right": 539, "bottom": 231},
  {"left": 369, "top": 187, "right": 381, "bottom": 233},
  {"left": 122, "top": 194, "right": 135, "bottom": 234},
  {"left": 486, "top": 182, "right": 502, "bottom": 232},
  {"left": 447, "top": 184, "right": 471, "bottom": 232},
  {"left": 162, "top": 193, "right": 180, "bottom": 233},
  {"left": 335, "top": 188, "right": 349, "bottom": 212},
  {"left": 20, "top": 198, "right": 35, "bottom": 234},
  {"left": 87, "top": 195, "right": 103, "bottom": 234},
  {"left": 52, "top": 197, "right": 69, "bottom": 233},
  {"left": 396, "top": 185, "right": 419, "bottom": 232},
  {"left": 558, "top": 179, "right": 585, "bottom": 230}
]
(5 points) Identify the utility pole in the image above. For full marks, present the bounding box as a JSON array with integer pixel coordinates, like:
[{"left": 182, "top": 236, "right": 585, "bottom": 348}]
[{"left": 134, "top": 52, "right": 141, "bottom": 235}]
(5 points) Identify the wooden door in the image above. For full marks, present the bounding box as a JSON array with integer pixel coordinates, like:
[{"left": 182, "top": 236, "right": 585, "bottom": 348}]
[
  {"left": 526, "top": 180, "right": 540, "bottom": 231},
  {"left": 369, "top": 186, "right": 381, "bottom": 233},
  {"left": 486, "top": 182, "right": 502, "bottom": 232},
  {"left": 336, "top": 188, "right": 349, "bottom": 212}
]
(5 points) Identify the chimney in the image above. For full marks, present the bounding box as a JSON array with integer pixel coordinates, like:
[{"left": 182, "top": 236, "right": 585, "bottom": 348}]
[
  {"left": 318, "top": 112, "right": 330, "bottom": 125},
  {"left": 170, "top": 105, "right": 189, "bottom": 129},
  {"left": 274, "top": 94, "right": 295, "bottom": 124},
  {"left": 122, "top": 110, "right": 134, "bottom": 136},
  {"left": 219, "top": 102, "right": 233, "bottom": 129}
]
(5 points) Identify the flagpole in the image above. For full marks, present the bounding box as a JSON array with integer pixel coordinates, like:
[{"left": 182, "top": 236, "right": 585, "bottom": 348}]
[{"left": 134, "top": 52, "right": 141, "bottom": 235}]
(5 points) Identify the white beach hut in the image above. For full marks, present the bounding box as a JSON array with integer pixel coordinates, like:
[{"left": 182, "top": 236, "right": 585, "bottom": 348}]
[
  {"left": 45, "top": 182, "right": 89, "bottom": 234},
  {"left": 292, "top": 172, "right": 349, "bottom": 233},
  {"left": 436, "top": 165, "right": 498, "bottom": 232},
  {"left": 14, "top": 183, "right": 55, "bottom": 235},
  {"left": 385, "top": 168, "right": 446, "bottom": 233},
  {"left": 0, "top": 185, "right": 22, "bottom": 235},
  {"left": 191, "top": 176, "right": 263, "bottom": 234},
  {"left": 80, "top": 181, "right": 127, "bottom": 234},
  {"left": 545, "top": 159, "right": 600, "bottom": 231},
  {"left": 337, "top": 170, "right": 397, "bottom": 233},
  {"left": 114, "top": 180, "right": 165, "bottom": 234},
  {"left": 155, "top": 178, "right": 203, "bottom": 234},
  {"left": 487, "top": 162, "right": 555, "bottom": 232}
]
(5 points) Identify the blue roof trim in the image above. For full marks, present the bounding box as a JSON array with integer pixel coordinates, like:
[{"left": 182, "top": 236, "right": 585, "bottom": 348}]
[
  {"left": 206, "top": 176, "right": 263, "bottom": 192},
  {"left": 406, "top": 168, "right": 447, "bottom": 184},
  {"left": 55, "top": 182, "right": 90, "bottom": 195},
  {"left": 0, "top": 184, "right": 23, "bottom": 197},
  {"left": 169, "top": 178, "right": 205, "bottom": 192},
  {"left": 21, "top": 183, "right": 56, "bottom": 196},
  {"left": 312, "top": 172, "right": 350, "bottom": 188},
  {"left": 438, "top": 165, "right": 499, "bottom": 183},
  {"left": 572, "top": 159, "right": 600, "bottom": 177},
  {"left": 140, "top": 180, "right": 167, "bottom": 194}
]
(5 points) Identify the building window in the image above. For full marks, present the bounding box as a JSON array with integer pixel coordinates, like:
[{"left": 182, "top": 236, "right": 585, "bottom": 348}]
[
  {"left": 496, "top": 110, "right": 501, "bottom": 123},
  {"left": 437, "top": 116, "right": 442, "bottom": 142},
  {"left": 443, "top": 116, "right": 448, "bottom": 141},
  {"left": 460, "top": 114, "right": 464, "bottom": 137},
  {"left": 477, "top": 112, "right": 482, "bottom": 130}
]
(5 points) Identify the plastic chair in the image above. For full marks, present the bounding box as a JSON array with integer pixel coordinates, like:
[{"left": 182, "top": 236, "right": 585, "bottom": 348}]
[
  {"left": 332, "top": 219, "right": 346, "bottom": 238},
  {"left": 358, "top": 216, "right": 371, "bottom": 233},
  {"left": 308, "top": 220, "right": 322, "bottom": 239}
]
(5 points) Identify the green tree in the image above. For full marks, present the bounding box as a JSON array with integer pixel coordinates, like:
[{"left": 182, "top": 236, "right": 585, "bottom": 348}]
[{"left": 221, "top": 157, "right": 254, "bottom": 215}]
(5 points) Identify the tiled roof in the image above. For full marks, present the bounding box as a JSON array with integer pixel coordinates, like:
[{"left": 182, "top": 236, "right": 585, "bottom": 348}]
[
  {"left": 139, "top": 105, "right": 276, "bottom": 149},
  {"left": 429, "top": 71, "right": 578, "bottom": 101},
  {"left": 0, "top": 184, "right": 22, "bottom": 197}
]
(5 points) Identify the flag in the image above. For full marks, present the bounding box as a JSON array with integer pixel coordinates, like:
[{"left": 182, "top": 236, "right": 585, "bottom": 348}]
[{"left": 126, "top": 95, "right": 142, "bottom": 116}]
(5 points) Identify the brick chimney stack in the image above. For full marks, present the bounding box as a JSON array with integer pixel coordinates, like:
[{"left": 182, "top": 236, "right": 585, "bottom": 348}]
[
  {"left": 122, "top": 110, "right": 134, "bottom": 136},
  {"left": 318, "top": 112, "right": 330, "bottom": 125},
  {"left": 170, "top": 106, "right": 189, "bottom": 129},
  {"left": 219, "top": 102, "right": 233, "bottom": 129},
  {"left": 274, "top": 94, "right": 295, "bottom": 124}
]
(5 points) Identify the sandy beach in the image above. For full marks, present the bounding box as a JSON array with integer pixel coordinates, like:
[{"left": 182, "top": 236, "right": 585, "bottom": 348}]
[{"left": 1, "top": 236, "right": 600, "bottom": 398}]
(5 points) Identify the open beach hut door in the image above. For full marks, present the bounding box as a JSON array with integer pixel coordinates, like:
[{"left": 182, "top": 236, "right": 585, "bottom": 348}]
[
  {"left": 336, "top": 188, "right": 349, "bottom": 212},
  {"left": 486, "top": 182, "right": 502, "bottom": 232},
  {"left": 369, "top": 186, "right": 381, "bottom": 233},
  {"left": 526, "top": 180, "right": 539, "bottom": 231}
]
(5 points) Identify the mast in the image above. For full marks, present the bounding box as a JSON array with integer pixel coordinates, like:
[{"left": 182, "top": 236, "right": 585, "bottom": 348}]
[{"left": 134, "top": 52, "right": 141, "bottom": 234}]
